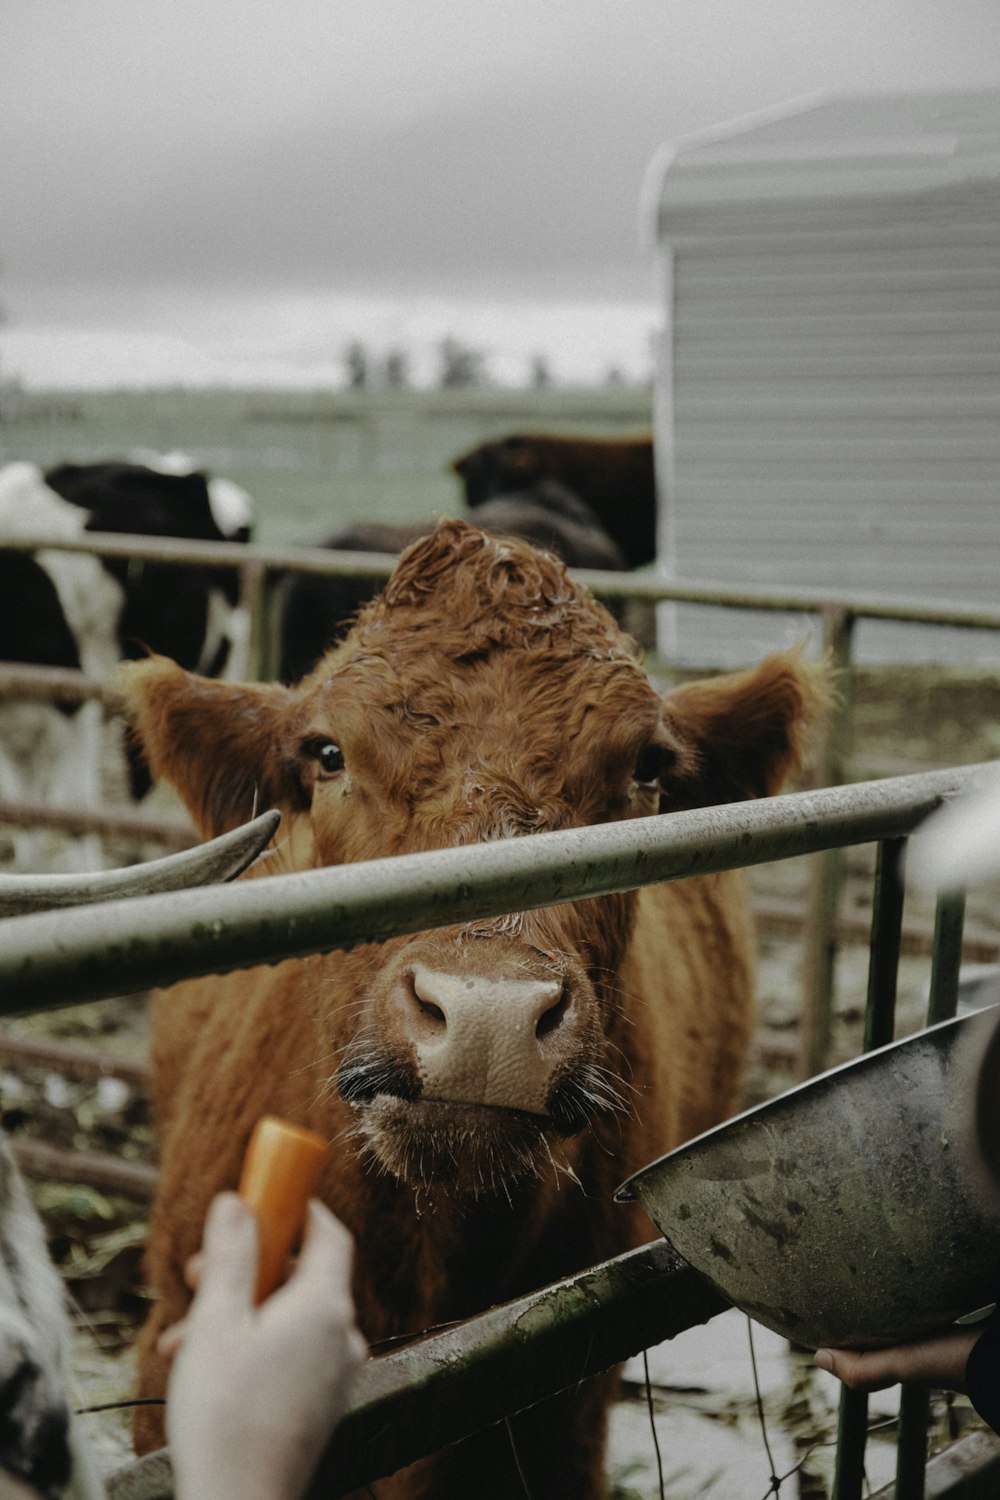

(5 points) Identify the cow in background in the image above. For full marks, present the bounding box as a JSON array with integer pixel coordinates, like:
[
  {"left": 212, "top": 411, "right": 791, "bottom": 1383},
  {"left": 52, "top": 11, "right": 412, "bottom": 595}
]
[
  {"left": 121, "top": 519, "right": 829, "bottom": 1495},
  {"left": 0, "top": 1131, "right": 73, "bottom": 1499},
  {"left": 452, "top": 432, "right": 656, "bottom": 569},
  {"left": 277, "top": 481, "right": 625, "bottom": 683},
  {"left": 0, "top": 457, "right": 253, "bottom": 869}
]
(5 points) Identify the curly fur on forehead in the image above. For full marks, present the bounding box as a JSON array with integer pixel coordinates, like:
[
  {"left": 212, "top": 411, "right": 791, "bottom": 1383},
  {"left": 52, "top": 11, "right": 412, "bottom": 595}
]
[{"left": 347, "top": 517, "right": 636, "bottom": 662}]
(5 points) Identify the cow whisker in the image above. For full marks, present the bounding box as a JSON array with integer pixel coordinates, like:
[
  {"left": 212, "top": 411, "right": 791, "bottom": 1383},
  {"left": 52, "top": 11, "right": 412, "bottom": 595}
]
[{"left": 540, "top": 1134, "right": 584, "bottom": 1193}]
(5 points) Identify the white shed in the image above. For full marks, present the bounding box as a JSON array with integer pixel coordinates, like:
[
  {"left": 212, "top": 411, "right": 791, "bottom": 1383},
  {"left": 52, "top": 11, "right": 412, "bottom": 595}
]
[{"left": 645, "top": 89, "right": 1000, "bottom": 665}]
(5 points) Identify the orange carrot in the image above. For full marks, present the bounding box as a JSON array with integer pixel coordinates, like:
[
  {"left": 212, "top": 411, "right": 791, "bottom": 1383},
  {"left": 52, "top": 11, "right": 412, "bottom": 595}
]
[{"left": 238, "top": 1115, "right": 328, "bottom": 1303}]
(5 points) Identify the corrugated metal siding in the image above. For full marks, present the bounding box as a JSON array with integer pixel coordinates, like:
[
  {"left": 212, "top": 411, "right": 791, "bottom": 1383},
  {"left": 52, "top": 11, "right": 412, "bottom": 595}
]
[{"left": 660, "top": 184, "right": 1000, "bottom": 665}]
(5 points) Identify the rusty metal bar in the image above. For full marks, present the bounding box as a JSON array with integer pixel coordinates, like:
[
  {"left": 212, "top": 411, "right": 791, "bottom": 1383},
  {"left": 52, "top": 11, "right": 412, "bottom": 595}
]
[
  {"left": 0, "top": 764, "right": 993, "bottom": 1016},
  {"left": 104, "top": 1238, "right": 729, "bottom": 1500}
]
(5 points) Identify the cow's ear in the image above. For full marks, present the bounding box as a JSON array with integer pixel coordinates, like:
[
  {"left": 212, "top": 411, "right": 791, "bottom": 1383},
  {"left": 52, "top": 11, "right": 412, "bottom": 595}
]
[
  {"left": 663, "top": 649, "right": 833, "bottom": 806},
  {"left": 116, "top": 657, "right": 307, "bottom": 838}
]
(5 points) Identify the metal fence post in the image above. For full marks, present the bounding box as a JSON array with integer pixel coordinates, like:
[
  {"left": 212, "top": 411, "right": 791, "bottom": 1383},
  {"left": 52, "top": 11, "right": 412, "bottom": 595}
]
[
  {"left": 833, "top": 835, "right": 907, "bottom": 1500},
  {"left": 241, "top": 558, "right": 283, "bottom": 683},
  {"left": 798, "top": 606, "right": 857, "bottom": 1079},
  {"left": 895, "top": 888, "right": 968, "bottom": 1500},
  {"left": 926, "top": 892, "right": 968, "bottom": 1028}
]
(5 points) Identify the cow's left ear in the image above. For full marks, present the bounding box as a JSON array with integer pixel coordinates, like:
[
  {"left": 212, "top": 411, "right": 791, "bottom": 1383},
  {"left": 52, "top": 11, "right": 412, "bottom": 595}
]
[
  {"left": 116, "top": 657, "right": 307, "bottom": 839},
  {"left": 663, "top": 649, "right": 834, "bottom": 806}
]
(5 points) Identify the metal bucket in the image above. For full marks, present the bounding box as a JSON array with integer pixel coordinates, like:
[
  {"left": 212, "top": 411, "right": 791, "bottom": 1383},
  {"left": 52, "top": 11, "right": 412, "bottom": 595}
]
[{"left": 616, "top": 1005, "right": 1000, "bottom": 1349}]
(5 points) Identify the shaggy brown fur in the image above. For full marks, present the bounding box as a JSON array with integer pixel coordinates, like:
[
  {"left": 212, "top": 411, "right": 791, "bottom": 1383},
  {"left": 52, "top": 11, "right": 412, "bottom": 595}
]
[{"left": 119, "top": 519, "right": 829, "bottom": 1497}]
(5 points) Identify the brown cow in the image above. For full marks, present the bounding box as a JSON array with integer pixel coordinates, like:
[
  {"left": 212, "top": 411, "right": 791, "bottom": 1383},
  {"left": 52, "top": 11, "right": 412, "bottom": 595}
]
[
  {"left": 121, "top": 520, "right": 827, "bottom": 1497},
  {"left": 452, "top": 433, "right": 656, "bottom": 568}
]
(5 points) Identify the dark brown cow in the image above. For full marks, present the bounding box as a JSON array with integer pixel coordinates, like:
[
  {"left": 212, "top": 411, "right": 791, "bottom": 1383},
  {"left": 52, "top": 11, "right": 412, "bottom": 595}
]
[
  {"left": 278, "top": 482, "right": 625, "bottom": 683},
  {"left": 121, "top": 520, "right": 828, "bottom": 1497},
  {"left": 452, "top": 433, "right": 656, "bottom": 568}
]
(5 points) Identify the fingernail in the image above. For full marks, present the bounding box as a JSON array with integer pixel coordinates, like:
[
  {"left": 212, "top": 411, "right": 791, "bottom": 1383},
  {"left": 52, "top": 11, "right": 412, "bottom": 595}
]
[{"left": 814, "top": 1350, "right": 834, "bottom": 1372}]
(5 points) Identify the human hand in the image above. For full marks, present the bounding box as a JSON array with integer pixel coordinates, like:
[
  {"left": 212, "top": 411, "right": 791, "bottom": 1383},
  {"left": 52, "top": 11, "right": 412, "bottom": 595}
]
[
  {"left": 815, "top": 1327, "right": 981, "bottom": 1394},
  {"left": 164, "top": 1192, "right": 366, "bottom": 1500}
]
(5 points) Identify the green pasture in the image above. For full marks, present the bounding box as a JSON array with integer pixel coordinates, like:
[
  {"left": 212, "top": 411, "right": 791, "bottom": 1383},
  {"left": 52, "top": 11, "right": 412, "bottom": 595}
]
[{"left": 0, "top": 386, "right": 652, "bottom": 548}]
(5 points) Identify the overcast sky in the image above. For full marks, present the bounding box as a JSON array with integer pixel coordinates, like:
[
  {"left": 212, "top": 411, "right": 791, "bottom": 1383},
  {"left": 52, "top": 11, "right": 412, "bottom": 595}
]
[{"left": 2, "top": 1, "right": 999, "bottom": 386}]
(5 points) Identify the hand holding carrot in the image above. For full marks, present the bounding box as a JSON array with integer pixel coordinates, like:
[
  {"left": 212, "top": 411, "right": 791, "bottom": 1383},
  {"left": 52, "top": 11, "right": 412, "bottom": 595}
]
[{"left": 163, "top": 1121, "right": 366, "bottom": 1500}]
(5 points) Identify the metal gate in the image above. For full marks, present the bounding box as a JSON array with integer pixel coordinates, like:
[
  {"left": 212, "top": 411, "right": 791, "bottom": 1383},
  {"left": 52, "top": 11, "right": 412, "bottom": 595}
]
[{"left": 4, "top": 763, "right": 1000, "bottom": 1497}]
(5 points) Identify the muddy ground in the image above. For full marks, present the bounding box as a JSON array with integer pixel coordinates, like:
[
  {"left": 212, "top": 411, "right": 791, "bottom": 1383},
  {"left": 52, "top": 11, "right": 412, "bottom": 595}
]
[{"left": 3, "top": 663, "right": 1000, "bottom": 1494}]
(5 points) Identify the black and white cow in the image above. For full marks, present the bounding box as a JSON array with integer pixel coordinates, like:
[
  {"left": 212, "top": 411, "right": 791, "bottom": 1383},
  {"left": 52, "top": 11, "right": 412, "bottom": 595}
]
[
  {"left": 0, "top": 457, "right": 254, "bottom": 868},
  {"left": 0, "top": 1132, "right": 74, "bottom": 1500}
]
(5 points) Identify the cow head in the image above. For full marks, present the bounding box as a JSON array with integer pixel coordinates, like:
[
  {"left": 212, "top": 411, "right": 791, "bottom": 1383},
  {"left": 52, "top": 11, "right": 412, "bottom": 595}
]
[
  {"left": 120, "top": 520, "right": 828, "bottom": 1197},
  {"left": 452, "top": 436, "right": 543, "bottom": 507}
]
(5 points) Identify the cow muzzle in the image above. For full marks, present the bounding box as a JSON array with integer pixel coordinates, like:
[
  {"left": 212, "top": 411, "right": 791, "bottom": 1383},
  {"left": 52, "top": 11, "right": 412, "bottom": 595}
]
[
  {"left": 338, "top": 950, "right": 612, "bottom": 1193},
  {"left": 396, "top": 963, "right": 575, "bottom": 1115}
]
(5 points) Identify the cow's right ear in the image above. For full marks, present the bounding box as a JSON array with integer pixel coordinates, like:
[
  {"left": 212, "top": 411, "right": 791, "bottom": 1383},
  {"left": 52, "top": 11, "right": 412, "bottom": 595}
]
[
  {"left": 116, "top": 657, "right": 308, "bottom": 839},
  {"left": 662, "top": 649, "right": 833, "bottom": 808}
]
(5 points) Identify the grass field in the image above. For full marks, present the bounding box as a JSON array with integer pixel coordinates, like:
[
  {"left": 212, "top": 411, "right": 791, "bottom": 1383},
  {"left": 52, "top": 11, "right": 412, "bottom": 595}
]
[{"left": 0, "top": 385, "right": 653, "bottom": 547}]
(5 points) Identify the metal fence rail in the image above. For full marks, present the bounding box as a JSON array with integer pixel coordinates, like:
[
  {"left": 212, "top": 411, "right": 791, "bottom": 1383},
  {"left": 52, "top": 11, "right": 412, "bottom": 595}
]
[
  {"left": 5, "top": 526, "right": 1000, "bottom": 1066},
  {"left": 6, "top": 527, "right": 1000, "bottom": 625},
  {"left": 4, "top": 765, "right": 1000, "bottom": 1495},
  {"left": 0, "top": 763, "right": 993, "bottom": 1014},
  {"left": 108, "top": 1241, "right": 732, "bottom": 1500}
]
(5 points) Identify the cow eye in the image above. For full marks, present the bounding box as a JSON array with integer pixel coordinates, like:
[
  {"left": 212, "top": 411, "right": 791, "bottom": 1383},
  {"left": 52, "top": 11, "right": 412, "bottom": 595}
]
[
  {"left": 633, "top": 744, "right": 676, "bottom": 790},
  {"left": 315, "top": 741, "right": 345, "bottom": 776}
]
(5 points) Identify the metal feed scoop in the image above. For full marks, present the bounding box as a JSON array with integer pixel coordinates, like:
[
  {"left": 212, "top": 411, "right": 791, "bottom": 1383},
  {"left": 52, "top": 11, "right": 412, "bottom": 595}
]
[{"left": 617, "top": 1004, "right": 1000, "bottom": 1350}]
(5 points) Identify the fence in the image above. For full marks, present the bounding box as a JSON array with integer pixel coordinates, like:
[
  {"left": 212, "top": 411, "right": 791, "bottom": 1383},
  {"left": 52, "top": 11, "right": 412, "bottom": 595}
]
[
  {"left": 3, "top": 763, "right": 1000, "bottom": 1497},
  {"left": 3, "top": 532, "right": 1000, "bottom": 1495},
  {"left": 3, "top": 528, "right": 1000, "bottom": 1073}
]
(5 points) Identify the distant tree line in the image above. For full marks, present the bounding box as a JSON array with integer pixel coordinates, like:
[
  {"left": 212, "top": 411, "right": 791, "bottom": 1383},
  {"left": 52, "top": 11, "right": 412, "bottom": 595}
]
[
  {"left": 343, "top": 336, "right": 493, "bottom": 392},
  {"left": 341, "top": 338, "right": 643, "bottom": 393}
]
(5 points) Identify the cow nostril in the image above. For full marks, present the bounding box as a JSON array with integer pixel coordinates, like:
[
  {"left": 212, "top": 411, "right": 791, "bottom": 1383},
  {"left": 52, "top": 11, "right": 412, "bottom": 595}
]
[
  {"left": 536, "top": 986, "right": 570, "bottom": 1040},
  {"left": 408, "top": 970, "right": 448, "bottom": 1033},
  {"left": 417, "top": 997, "right": 446, "bottom": 1029}
]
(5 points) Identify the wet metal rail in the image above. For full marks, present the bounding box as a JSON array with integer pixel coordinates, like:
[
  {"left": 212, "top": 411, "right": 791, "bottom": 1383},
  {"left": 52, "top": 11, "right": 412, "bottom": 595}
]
[
  {"left": 5, "top": 527, "right": 1000, "bottom": 625},
  {"left": 107, "top": 1241, "right": 731, "bottom": 1500},
  {"left": 0, "top": 763, "right": 994, "bottom": 1015},
  {"left": 5, "top": 528, "right": 1000, "bottom": 1072}
]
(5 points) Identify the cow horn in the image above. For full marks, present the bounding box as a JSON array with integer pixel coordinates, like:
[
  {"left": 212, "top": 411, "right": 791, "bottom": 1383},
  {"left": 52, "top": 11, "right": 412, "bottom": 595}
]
[{"left": 0, "top": 810, "right": 281, "bottom": 918}]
